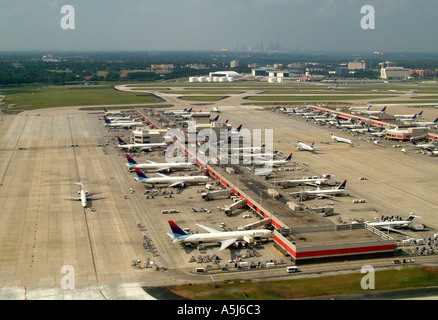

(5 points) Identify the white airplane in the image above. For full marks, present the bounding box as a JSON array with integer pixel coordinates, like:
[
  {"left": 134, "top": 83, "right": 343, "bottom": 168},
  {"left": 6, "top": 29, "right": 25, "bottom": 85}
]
[
  {"left": 104, "top": 117, "right": 143, "bottom": 128},
  {"left": 336, "top": 120, "right": 363, "bottom": 129},
  {"left": 364, "top": 128, "right": 387, "bottom": 137},
  {"left": 275, "top": 173, "right": 333, "bottom": 188},
  {"left": 412, "top": 117, "right": 438, "bottom": 127},
  {"left": 64, "top": 182, "right": 104, "bottom": 208},
  {"left": 103, "top": 108, "right": 123, "bottom": 116},
  {"left": 374, "top": 51, "right": 385, "bottom": 55},
  {"left": 125, "top": 154, "right": 195, "bottom": 172},
  {"left": 164, "top": 107, "right": 193, "bottom": 115},
  {"left": 230, "top": 143, "right": 265, "bottom": 153},
  {"left": 426, "top": 148, "right": 438, "bottom": 156},
  {"left": 117, "top": 136, "right": 167, "bottom": 151},
  {"left": 411, "top": 139, "right": 438, "bottom": 149},
  {"left": 289, "top": 180, "right": 347, "bottom": 199},
  {"left": 297, "top": 141, "right": 315, "bottom": 152},
  {"left": 167, "top": 220, "right": 273, "bottom": 251},
  {"left": 395, "top": 110, "right": 423, "bottom": 119},
  {"left": 365, "top": 212, "right": 421, "bottom": 234},
  {"left": 212, "top": 106, "right": 220, "bottom": 113},
  {"left": 254, "top": 152, "right": 293, "bottom": 167},
  {"left": 359, "top": 106, "right": 387, "bottom": 115},
  {"left": 349, "top": 105, "right": 372, "bottom": 112},
  {"left": 331, "top": 133, "right": 352, "bottom": 144},
  {"left": 134, "top": 168, "right": 209, "bottom": 188}
]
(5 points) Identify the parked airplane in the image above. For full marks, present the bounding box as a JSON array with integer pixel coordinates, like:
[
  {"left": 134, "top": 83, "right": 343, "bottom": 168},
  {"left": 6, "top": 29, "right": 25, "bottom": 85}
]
[
  {"left": 411, "top": 139, "right": 438, "bottom": 149},
  {"left": 426, "top": 148, "right": 438, "bottom": 156},
  {"left": 395, "top": 110, "right": 423, "bottom": 119},
  {"left": 254, "top": 152, "right": 293, "bottom": 167},
  {"left": 230, "top": 143, "right": 265, "bottom": 153},
  {"left": 212, "top": 106, "right": 220, "bottom": 113},
  {"left": 349, "top": 105, "right": 372, "bottom": 112},
  {"left": 134, "top": 168, "right": 209, "bottom": 187},
  {"left": 117, "top": 136, "right": 167, "bottom": 151},
  {"left": 336, "top": 120, "right": 363, "bottom": 129},
  {"left": 275, "top": 173, "right": 333, "bottom": 188},
  {"left": 331, "top": 133, "right": 352, "bottom": 144},
  {"left": 167, "top": 220, "right": 273, "bottom": 251},
  {"left": 412, "top": 117, "right": 438, "bottom": 126},
  {"left": 104, "top": 117, "right": 143, "bottom": 128},
  {"left": 359, "top": 106, "right": 387, "bottom": 115},
  {"left": 365, "top": 212, "right": 421, "bottom": 234},
  {"left": 103, "top": 108, "right": 123, "bottom": 116},
  {"left": 125, "top": 154, "right": 195, "bottom": 172},
  {"left": 64, "top": 182, "right": 104, "bottom": 208},
  {"left": 365, "top": 127, "right": 387, "bottom": 137},
  {"left": 289, "top": 180, "right": 347, "bottom": 200},
  {"left": 164, "top": 107, "right": 193, "bottom": 115},
  {"left": 297, "top": 141, "right": 315, "bottom": 151}
]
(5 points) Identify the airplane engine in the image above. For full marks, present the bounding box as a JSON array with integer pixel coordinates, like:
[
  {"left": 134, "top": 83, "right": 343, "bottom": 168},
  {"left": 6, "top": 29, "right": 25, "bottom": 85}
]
[
  {"left": 233, "top": 241, "right": 247, "bottom": 248},
  {"left": 78, "top": 191, "right": 81, "bottom": 194}
]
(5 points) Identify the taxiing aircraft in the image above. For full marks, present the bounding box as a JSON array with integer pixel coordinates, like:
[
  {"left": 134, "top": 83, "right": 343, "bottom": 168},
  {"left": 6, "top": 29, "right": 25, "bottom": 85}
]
[
  {"left": 297, "top": 141, "right": 315, "bottom": 152},
  {"left": 64, "top": 182, "right": 104, "bottom": 208},
  {"left": 331, "top": 133, "right": 352, "bottom": 144},
  {"left": 289, "top": 179, "right": 347, "bottom": 200},
  {"left": 365, "top": 212, "right": 421, "bottom": 234},
  {"left": 134, "top": 168, "right": 209, "bottom": 188},
  {"left": 117, "top": 136, "right": 167, "bottom": 151},
  {"left": 167, "top": 220, "right": 273, "bottom": 251},
  {"left": 125, "top": 154, "right": 195, "bottom": 172},
  {"left": 374, "top": 51, "right": 385, "bottom": 55}
]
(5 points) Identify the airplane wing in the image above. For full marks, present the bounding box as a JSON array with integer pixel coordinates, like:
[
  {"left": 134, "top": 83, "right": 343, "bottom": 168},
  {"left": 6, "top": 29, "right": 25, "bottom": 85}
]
[
  {"left": 169, "top": 181, "right": 186, "bottom": 188},
  {"left": 219, "top": 238, "right": 238, "bottom": 251},
  {"left": 156, "top": 167, "right": 172, "bottom": 173},
  {"left": 378, "top": 226, "right": 409, "bottom": 235},
  {"left": 315, "top": 193, "right": 334, "bottom": 199},
  {"left": 64, "top": 197, "right": 81, "bottom": 201},
  {"left": 196, "top": 224, "right": 222, "bottom": 233},
  {"left": 86, "top": 194, "right": 106, "bottom": 200}
]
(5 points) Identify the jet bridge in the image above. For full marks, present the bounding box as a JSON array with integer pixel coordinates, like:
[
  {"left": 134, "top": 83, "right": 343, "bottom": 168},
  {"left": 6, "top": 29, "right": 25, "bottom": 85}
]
[{"left": 224, "top": 198, "right": 247, "bottom": 216}]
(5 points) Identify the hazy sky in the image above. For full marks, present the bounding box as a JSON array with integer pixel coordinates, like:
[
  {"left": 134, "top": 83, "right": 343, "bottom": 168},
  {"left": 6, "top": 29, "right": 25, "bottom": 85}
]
[{"left": 1, "top": 0, "right": 437, "bottom": 52}]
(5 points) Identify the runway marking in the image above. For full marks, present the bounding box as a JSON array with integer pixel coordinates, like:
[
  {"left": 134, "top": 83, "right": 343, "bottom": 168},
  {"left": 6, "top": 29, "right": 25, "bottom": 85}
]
[{"left": 67, "top": 115, "right": 100, "bottom": 284}]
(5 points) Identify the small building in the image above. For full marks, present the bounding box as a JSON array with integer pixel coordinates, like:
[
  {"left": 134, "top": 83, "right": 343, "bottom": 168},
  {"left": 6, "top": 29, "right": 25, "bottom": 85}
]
[
  {"left": 131, "top": 130, "right": 162, "bottom": 144},
  {"left": 385, "top": 126, "right": 429, "bottom": 141},
  {"left": 380, "top": 67, "right": 410, "bottom": 80}
]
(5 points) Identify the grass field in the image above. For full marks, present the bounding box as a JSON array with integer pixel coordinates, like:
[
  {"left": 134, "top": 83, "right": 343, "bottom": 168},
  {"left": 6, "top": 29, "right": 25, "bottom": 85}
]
[
  {"left": 168, "top": 267, "right": 438, "bottom": 300},
  {"left": 2, "top": 85, "right": 162, "bottom": 110}
]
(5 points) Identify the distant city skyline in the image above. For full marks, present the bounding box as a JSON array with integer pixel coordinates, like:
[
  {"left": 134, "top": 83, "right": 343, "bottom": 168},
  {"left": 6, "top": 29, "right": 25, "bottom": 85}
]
[{"left": 1, "top": 1, "right": 437, "bottom": 53}]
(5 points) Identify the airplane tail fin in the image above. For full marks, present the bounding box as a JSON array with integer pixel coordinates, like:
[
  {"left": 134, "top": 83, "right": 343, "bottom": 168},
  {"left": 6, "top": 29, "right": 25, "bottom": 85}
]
[
  {"left": 311, "top": 141, "right": 315, "bottom": 148},
  {"left": 407, "top": 212, "right": 422, "bottom": 221},
  {"left": 188, "top": 107, "right": 193, "bottom": 113},
  {"left": 134, "top": 168, "right": 149, "bottom": 180},
  {"left": 168, "top": 221, "right": 189, "bottom": 242},
  {"left": 213, "top": 115, "right": 219, "bottom": 121},
  {"left": 381, "top": 106, "right": 387, "bottom": 113},
  {"left": 104, "top": 108, "right": 108, "bottom": 113},
  {"left": 433, "top": 117, "right": 438, "bottom": 124},
  {"left": 117, "top": 136, "right": 127, "bottom": 145},
  {"left": 104, "top": 117, "right": 111, "bottom": 124},
  {"left": 411, "top": 140, "right": 418, "bottom": 146},
  {"left": 236, "top": 124, "right": 242, "bottom": 132},
  {"left": 337, "top": 180, "right": 347, "bottom": 190},
  {"left": 126, "top": 154, "right": 138, "bottom": 165},
  {"left": 285, "top": 152, "right": 293, "bottom": 161},
  {"left": 418, "top": 110, "right": 423, "bottom": 117}
]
